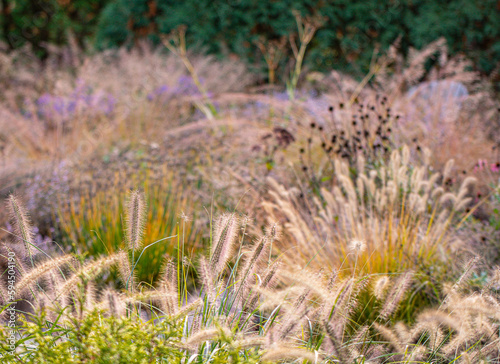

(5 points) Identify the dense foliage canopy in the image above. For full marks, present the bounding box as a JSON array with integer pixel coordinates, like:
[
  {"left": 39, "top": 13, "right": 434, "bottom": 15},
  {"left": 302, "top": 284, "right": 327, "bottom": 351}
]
[{"left": 1, "top": 0, "right": 499, "bottom": 77}]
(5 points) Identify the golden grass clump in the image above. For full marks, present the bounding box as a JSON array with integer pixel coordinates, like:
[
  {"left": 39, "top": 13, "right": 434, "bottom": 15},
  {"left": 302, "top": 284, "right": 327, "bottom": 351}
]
[
  {"left": 56, "top": 169, "right": 203, "bottom": 285},
  {"left": 262, "top": 146, "right": 476, "bottom": 276},
  {"left": 3, "top": 195, "right": 500, "bottom": 363}
]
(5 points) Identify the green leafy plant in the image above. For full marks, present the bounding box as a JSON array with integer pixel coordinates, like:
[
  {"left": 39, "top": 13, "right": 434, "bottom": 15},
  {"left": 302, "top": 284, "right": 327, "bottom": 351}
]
[{"left": 94, "top": 0, "right": 500, "bottom": 80}]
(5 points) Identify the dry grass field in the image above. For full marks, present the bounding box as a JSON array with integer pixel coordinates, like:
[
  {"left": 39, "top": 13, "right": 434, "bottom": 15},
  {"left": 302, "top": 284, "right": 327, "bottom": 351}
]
[{"left": 1, "top": 35, "right": 500, "bottom": 363}]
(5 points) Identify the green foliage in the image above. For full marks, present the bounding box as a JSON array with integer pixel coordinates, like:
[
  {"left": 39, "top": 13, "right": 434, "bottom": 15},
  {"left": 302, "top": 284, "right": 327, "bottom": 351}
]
[
  {"left": 94, "top": 0, "right": 500, "bottom": 77},
  {"left": 0, "top": 0, "right": 110, "bottom": 58},
  {"left": 403, "top": 0, "right": 500, "bottom": 74},
  {"left": 0, "top": 310, "right": 186, "bottom": 363},
  {"left": 2, "top": 1, "right": 498, "bottom": 78},
  {"left": 0, "top": 306, "right": 266, "bottom": 363}
]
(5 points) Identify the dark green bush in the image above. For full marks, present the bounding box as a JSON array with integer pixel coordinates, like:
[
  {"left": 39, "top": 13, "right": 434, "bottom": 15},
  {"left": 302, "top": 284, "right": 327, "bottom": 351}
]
[
  {"left": 0, "top": 0, "right": 110, "bottom": 58},
  {"left": 93, "top": 0, "right": 499, "bottom": 78},
  {"left": 1, "top": 1, "right": 498, "bottom": 79}
]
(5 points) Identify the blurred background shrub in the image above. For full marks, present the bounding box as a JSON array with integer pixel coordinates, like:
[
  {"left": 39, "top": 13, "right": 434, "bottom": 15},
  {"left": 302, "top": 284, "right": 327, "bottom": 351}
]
[{"left": 1, "top": 1, "right": 498, "bottom": 86}]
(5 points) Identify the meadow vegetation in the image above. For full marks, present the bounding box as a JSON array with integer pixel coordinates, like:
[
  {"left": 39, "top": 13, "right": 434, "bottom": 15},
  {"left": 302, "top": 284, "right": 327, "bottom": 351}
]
[{"left": 0, "top": 23, "right": 500, "bottom": 363}]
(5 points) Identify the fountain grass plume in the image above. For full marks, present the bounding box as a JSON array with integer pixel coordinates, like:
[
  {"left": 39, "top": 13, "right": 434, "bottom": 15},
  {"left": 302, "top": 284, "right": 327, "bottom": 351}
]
[
  {"left": 241, "top": 259, "right": 281, "bottom": 318},
  {"left": 261, "top": 346, "right": 316, "bottom": 363},
  {"left": 373, "top": 275, "right": 391, "bottom": 301},
  {"left": 82, "top": 281, "right": 97, "bottom": 314},
  {"left": 57, "top": 253, "right": 123, "bottom": 298},
  {"left": 15, "top": 254, "right": 74, "bottom": 298},
  {"left": 46, "top": 270, "right": 68, "bottom": 308},
  {"left": 236, "top": 236, "right": 269, "bottom": 302},
  {"left": 373, "top": 322, "right": 405, "bottom": 354},
  {"left": 379, "top": 271, "right": 413, "bottom": 321},
  {"left": 323, "top": 318, "right": 351, "bottom": 363},
  {"left": 198, "top": 255, "right": 216, "bottom": 305},
  {"left": 6, "top": 194, "right": 35, "bottom": 260},
  {"left": 185, "top": 326, "right": 232, "bottom": 348},
  {"left": 452, "top": 256, "right": 480, "bottom": 292},
  {"left": 100, "top": 288, "right": 126, "bottom": 318},
  {"left": 125, "top": 190, "right": 146, "bottom": 252},
  {"left": 210, "top": 212, "right": 239, "bottom": 277},
  {"left": 157, "top": 257, "right": 178, "bottom": 315},
  {"left": 117, "top": 249, "right": 136, "bottom": 292}
]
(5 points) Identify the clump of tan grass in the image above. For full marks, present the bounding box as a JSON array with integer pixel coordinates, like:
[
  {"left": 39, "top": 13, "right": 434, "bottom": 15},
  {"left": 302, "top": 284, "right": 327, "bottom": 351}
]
[
  {"left": 0, "top": 195, "right": 292, "bottom": 356},
  {"left": 368, "top": 257, "right": 500, "bottom": 363},
  {"left": 4, "top": 194, "right": 500, "bottom": 363},
  {"left": 263, "top": 146, "right": 476, "bottom": 278}
]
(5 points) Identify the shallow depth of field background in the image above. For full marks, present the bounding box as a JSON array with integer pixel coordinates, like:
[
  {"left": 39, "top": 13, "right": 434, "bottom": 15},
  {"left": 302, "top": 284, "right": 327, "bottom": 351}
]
[{"left": 1, "top": 1, "right": 500, "bottom": 363}]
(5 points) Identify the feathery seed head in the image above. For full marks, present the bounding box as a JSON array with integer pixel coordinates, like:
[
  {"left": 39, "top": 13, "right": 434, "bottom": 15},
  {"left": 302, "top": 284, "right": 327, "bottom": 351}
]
[
  {"left": 117, "top": 250, "right": 135, "bottom": 291},
  {"left": 84, "top": 282, "right": 97, "bottom": 312},
  {"left": 198, "top": 256, "right": 216, "bottom": 305},
  {"left": 158, "top": 257, "right": 178, "bottom": 314},
  {"left": 231, "top": 337, "right": 265, "bottom": 349},
  {"left": 47, "top": 270, "right": 68, "bottom": 308},
  {"left": 380, "top": 271, "right": 413, "bottom": 320},
  {"left": 431, "top": 186, "right": 445, "bottom": 199},
  {"left": 443, "top": 159, "right": 455, "bottom": 183},
  {"left": 240, "top": 214, "right": 253, "bottom": 228},
  {"left": 210, "top": 212, "right": 239, "bottom": 275},
  {"left": 172, "top": 298, "right": 203, "bottom": 320},
  {"left": 58, "top": 253, "right": 122, "bottom": 297},
  {"left": 101, "top": 288, "right": 126, "bottom": 317},
  {"left": 125, "top": 190, "right": 147, "bottom": 251},
  {"left": 264, "top": 222, "right": 282, "bottom": 242},
  {"left": 186, "top": 326, "right": 231, "bottom": 348},
  {"left": 237, "top": 236, "right": 269, "bottom": 301},
  {"left": 460, "top": 176, "right": 477, "bottom": 192},
  {"left": 179, "top": 210, "right": 191, "bottom": 222},
  {"left": 349, "top": 239, "right": 366, "bottom": 254},
  {"left": 186, "top": 328, "right": 220, "bottom": 347},
  {"left": 261, "top": 347, "right": 316, "bottom": 363},
  {"left": 6, "top": 194, "right": 35, "bottom": 259},
  {"left": 373, "top": 276, "right": 390, "bottom": 300},
  {"left": 439, "top": 192, "right": 457, "bottom": 207},
  {"left": 15, "top": 254, "right": 75, "bottom": 298},
  {"left": 452, "top": 256, "right": 480, "bottom": 291},
  {"left": 373, "top": 323, "right": 404, "bottom": 353},
  {"left": 261, "top": 260, "right": 281, "bottom": 290}
]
